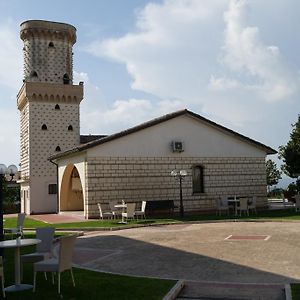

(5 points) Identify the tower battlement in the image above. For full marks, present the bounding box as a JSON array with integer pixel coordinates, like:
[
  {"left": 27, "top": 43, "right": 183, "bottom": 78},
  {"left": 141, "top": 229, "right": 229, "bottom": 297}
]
[{"left": 20, "top": 20, "right": 76, "bottom": 85}]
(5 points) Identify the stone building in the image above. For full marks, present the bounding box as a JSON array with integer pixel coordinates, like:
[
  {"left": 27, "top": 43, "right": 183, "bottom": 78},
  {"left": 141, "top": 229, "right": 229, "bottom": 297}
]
[
  {"left": 51, "top": 110, "right": 276, "bottom": 219},
  {"left": 17, "top": 20, "right": 276, "bottom": 217}
]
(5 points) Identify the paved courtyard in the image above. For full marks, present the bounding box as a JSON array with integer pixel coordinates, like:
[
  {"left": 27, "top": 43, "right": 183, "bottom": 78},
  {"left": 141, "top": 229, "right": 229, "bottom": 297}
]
[{"left": 73, "top": 221, "right": 300, "bottom": 285}]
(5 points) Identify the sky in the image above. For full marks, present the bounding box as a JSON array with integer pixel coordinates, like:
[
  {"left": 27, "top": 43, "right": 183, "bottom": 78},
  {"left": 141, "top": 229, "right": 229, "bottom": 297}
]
[{"left": 0, "top": 0, "right": 299, "bottom": 187}]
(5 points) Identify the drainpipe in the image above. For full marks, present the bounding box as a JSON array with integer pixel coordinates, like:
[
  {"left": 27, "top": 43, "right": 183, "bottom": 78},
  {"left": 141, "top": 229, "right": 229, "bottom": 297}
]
[{"left": 49, "top": 158, "right": 59, "bottom": 214}]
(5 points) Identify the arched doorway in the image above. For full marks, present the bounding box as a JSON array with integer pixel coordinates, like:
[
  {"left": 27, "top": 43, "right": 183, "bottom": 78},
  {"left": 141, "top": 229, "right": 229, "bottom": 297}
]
[{"left": 60, "top": 164, "right": 84, "bottom": 211}]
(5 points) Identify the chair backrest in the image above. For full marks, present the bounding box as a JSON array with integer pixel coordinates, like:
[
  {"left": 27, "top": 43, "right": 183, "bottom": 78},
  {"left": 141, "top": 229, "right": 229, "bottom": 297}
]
[
  {"left": 97, "top": 203, "right": 103, "bottom": 218},
  {"left": 141, "top": 201, "right": 147, "bottom": 212},
  {"left": 221, "top": 197, "right": 228, "bottom": 207},
  {"left": 239, "top": 198, "right": 248, "bottom": 210},
  {"left": 58, "top": 235, "right": 77, "bottom": 272},
  {"left": 251, "top": 196, "right": 257, "bottom": 206},
  {"left": 126, "top": 203, "right": 136, "bottom": 218},
  {"left": 109, "top": 200, "right": 118, "bottom": 211},
  {"left": 36, "top": 227, "right": 55, "bottom": 253},
  {"left": 17, "top": 213, "right": 26, "bottom": 227}
]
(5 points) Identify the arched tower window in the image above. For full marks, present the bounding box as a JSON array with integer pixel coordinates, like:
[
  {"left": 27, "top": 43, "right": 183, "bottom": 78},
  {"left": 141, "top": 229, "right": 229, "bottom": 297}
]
[
  {"left": 30, "top": 71, "right": 38, "bottom": 78},
  {"left": 63, "top": 74, "right": 70, "bottom": 84},
  {"left": 41, "top": 124, "right": 47, "bottom": 130},
  {"left": 55, "top": 146, "right": 61, "bottom": 152},
  {"left": 48, "top": 42, "right": 54, "bottom": 48},
  {"left": 192, "top": 165, "right": 204, "bottom": 193},
  {"left": 55, "top": 104, "right": 60, "bottom": 110},
  {"left": 68, "top": 125, "right": 73, "bottom": 131}
]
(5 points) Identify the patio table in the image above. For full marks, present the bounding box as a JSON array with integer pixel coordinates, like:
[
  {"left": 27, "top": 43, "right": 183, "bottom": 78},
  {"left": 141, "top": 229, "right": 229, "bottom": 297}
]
[
  {"left": 0, "top": 238, "right": 41, "bottom": 292},
  {"left": 115, "top": 204, "right": 127, "bottom": 224},
  {"left": 228, "top": 196, "right": 249, "bottom": 216}
]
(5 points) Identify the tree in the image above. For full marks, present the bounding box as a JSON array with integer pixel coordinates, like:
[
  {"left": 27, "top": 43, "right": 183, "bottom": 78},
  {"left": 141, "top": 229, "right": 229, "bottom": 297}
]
[
  {"left": 279, "top": 115, "right": 300, "bottom": 191},
  {"left": 266, "top": 159, "right": 281, "bottom": 192}
]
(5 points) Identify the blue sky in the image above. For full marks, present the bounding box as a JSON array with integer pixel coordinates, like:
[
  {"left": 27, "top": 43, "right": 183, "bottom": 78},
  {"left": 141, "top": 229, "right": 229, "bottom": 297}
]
[{"left": 0, "top": 0, "right": 299, "bottom": 187}]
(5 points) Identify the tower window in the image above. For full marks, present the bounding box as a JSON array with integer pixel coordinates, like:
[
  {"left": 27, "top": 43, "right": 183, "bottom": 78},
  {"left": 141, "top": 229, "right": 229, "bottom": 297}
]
[
  {"left": 55, "top": 146, "right": 61, "bottom": 152},
  {"left": 48, "top": 42, "right": 54, "bottom": 48},
  {"left": 63, "top": 74, "right": 70, "bottom": 84},
  {"left": 30, "top": 71, "right": 38, "bottom": 78},
  {"left": 55, "top": 104, "right": 60, "bottom": 110},
  {"left": 68, "top": 125, "right": 73, "bottom": 131},
  {"left": 48, "top": 184, "right": 57, "bottom": 194},
  {"left": 41, "top": 124, "right": 47, "bottom": 130}
]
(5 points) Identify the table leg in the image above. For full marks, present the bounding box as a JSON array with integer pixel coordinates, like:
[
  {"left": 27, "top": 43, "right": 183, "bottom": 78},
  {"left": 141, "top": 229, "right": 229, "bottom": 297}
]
[
  {"left": 4, "top": 246, "right": 33, "bottom": 292},
  {"left": 15, "top": 247, "right": 21, "bottom": 285},
  {"left": 234, "top": 196, "right": 237, "bottom": 216}
]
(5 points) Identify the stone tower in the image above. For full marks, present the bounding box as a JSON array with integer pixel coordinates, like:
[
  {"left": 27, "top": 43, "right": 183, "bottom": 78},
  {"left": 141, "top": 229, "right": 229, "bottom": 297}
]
[{"left": 17, "top": 20, "right": 83, "bottom": 214}]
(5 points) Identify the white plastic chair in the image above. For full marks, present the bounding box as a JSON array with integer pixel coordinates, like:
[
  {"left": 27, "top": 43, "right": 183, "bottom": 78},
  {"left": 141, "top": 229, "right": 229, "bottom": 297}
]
[
  {"left": 135, "top": 201, "right": 146, "bottom": 219},
  {"left": 109, "top": 201, "right": 122, "bottom": 219},
  {"left": 216, "top": 197, "right": 229, "bottom": 215},
  {"left": 33, "top": 235, "right": 77, "bottom": 294},
  {"left": 21, "top": 227, "right": 55, "bottom": 279},
  {"left": 4, "top": 213, "right": 26, "bottom": 239},
  {"left": 122, "top": 203, "right": 136, "bottom": 221},
  {"left": 248, "top": 196, "right": 257, "bottom": 214},
  {"left": 237, "top": 198, "right": 249, "bottom": 216},
  {"left": 97, "top": 203, "right": 113, "bottom": 220},
  {"left": 0, "top": 256, "right": 5, "bottom": 298},
  {"left": 295, "top": 195, "right": 300, "bottom": 212}
]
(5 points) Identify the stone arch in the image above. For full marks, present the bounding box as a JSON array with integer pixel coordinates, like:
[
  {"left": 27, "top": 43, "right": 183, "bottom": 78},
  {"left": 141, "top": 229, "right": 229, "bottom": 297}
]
[{"left": 60, "top": 164, "right": 84, "bottom": 211}]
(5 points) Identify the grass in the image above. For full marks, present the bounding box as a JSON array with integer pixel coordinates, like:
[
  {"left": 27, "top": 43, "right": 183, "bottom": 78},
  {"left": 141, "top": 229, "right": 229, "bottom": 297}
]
[
  {"left": 291, "top": 283, "right": 300, "bottom": 300},
  {"left": 4, "top": 208, "right": 300, "bottom": 230},
  {"left": 1, "top": 234, "right": 175, "bottom": 299}
]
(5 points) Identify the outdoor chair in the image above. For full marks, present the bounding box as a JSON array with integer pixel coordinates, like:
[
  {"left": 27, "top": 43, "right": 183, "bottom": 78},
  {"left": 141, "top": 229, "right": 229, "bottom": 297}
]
[
  {"left": 237, "top": 198, "right": 249, "bottom": 216},
  {"left": 97, "top": 203, "right": 113, "bottom": 220},
  {"left": 109, "top": 200, "right": 122, "bottom": 219},
  {"left": 0, "top": 256, "right": 5, "bottom": 298},
  {"left": 122, "top": 203, "right": 136, "bottom": 221},
  {"left": 248, "top": 196, "right": 257, "bottom": 214},
  {"left": 295, "top": 195, "right": 300, "bottom": 212},
  {"left": 21, "top": 227, "right": 55, "bottom": 278},
  {"left": 215, "top": 197, "right": 229, "bottom": 215},
  {"left": 4, "top": 213, "right": 26, "bottom": 239},
  {"left": 134, "top": 201, "right": 146, "bottom": 219},
  {"left": 33, "top": 235, "right": 77, "bottom": 294}
]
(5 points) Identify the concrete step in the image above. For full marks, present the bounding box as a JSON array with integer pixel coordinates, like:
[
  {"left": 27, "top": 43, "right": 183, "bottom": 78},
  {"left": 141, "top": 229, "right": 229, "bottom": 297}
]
[{"left": 176, "top": 281, "right": 286, "bottom": 300}]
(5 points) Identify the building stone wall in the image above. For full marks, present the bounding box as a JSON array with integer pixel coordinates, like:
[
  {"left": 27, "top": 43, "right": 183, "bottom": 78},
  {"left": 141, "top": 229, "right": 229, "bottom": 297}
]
[{"left": 85, "top": 156, "right": 267, "bottom": 218}]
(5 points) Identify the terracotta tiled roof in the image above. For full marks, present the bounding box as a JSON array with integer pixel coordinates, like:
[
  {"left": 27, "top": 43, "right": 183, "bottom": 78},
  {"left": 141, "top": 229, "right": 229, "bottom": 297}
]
[{"left": 49, "top": 109, "right": 277, "bottom": 160}]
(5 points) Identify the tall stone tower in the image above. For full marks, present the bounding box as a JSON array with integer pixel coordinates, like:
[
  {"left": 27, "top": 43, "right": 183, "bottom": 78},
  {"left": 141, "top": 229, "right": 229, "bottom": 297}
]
[{"left": 17, "top": 20, "right": 83, "bottom": 214}]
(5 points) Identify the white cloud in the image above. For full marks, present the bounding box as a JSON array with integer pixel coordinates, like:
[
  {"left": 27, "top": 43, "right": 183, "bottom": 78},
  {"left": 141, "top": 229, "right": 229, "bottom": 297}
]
[
  {"left": 87, "top": 0, "right": 227, "bottom": 101},
  {"left": 219, "top": 0, "right": 299, "bottom": 101},
  {"left": 87, "top": 0, "right": 300, "bottom": 133}
]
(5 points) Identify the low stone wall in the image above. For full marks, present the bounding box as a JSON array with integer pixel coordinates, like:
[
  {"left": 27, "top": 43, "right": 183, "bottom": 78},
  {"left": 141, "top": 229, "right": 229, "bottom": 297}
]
[{"left": 85, "top": 156, "right": 267, "bottom": 218}]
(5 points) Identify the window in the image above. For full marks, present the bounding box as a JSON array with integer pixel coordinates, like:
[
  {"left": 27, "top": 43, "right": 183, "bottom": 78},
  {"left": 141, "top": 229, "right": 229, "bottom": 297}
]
[
  {"left": 55, "top": 146, "right": 61, "bottom": 152},
  {"left": 68, "top": 125, "right": 73, "bottom": 131},
  {"left": 192, "top": 165, "right": 204, "bottom": 193},
  {"left": 30, "top": 71, "right": 38, "bottom": 78},
  {"left": 63, "top": 73, "right": 70, "bottom": 84},
  {"left": 55, "top": 104, "right": 60, "bottom": 110},
  {"left": 48, "top": 184, "right": 57, "bottom": 195},
  {"left": 41, "top": 124, "right": 47, "bottom": 130}
]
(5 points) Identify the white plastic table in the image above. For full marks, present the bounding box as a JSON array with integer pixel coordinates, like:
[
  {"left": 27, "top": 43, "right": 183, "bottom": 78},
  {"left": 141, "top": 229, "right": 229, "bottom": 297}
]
[
  {"left": 227, "top": 196, "right": 240, "bottom": 216},
  {"left": 0, "top": 238, "right": 41, "bottom": 292},
  {"left": 115, "top": 204, "right": 127, "bottom": 223}
]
